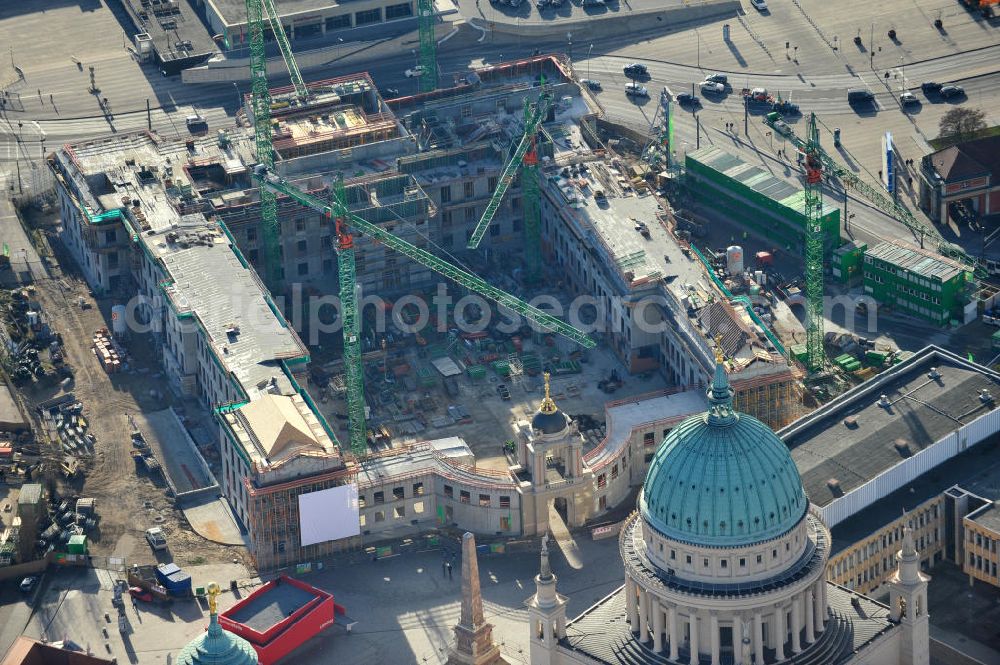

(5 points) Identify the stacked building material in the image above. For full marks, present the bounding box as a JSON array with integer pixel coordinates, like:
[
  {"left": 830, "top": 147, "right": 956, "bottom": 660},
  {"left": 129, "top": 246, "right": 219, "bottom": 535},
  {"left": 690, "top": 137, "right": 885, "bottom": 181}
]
[{"left": 92, "top": 328, "right": 124, "bottom": 373}]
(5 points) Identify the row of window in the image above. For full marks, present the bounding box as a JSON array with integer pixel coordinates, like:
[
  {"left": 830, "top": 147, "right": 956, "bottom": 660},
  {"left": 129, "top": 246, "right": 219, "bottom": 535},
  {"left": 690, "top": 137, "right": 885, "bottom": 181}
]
[
  {"left": 968, "top": 552, "right": 999, "bottom": 578},
  {"left": 360, "top": 483, "right": 512, "bottom": 508},
  {"left": 969, "top": 529, "right": 999, "bottom": 553},
  {"left": 362, "top": 500, "right": 426, "bottom": 526},
  {"left": 864, "top": 258, "right": 945, "bottom": 290}
]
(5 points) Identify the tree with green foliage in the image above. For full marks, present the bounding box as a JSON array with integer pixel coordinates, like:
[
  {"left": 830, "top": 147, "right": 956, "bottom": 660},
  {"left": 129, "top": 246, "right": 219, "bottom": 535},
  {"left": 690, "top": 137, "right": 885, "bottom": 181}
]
[{"left": 938, "top": 107, "right": 987, "bottom": 143}]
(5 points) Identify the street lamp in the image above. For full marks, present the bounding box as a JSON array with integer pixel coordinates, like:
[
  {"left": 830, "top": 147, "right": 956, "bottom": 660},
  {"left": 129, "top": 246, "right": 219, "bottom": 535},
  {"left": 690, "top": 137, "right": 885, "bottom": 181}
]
[
  {"left": 337, "top": 37, "right": 344, "bottom": 61},
  {"left": 566, "top": 32, "right": 573, "bottom": 63},
  {"left": 587, "top": 43, "right": 593, "bottom": 81},
  {"left": 233, "top": 82, "right": 241, "bottom": 111}
]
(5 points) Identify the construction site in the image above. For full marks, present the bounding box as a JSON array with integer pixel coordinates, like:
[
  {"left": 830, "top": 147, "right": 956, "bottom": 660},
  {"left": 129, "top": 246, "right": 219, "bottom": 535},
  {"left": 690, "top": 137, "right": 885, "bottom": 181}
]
[{"left": 1, "top": 0, "right": 998, "bottom": 582}]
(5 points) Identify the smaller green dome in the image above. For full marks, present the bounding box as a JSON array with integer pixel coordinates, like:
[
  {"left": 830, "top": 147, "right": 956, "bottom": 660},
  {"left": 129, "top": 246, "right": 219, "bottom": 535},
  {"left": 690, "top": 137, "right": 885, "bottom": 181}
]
[
  {"left": 639, "top": 361, "right": 807, "bottom": 547},
  {"left": 177, "top": 613, "right": 258, "bottom": 665}
]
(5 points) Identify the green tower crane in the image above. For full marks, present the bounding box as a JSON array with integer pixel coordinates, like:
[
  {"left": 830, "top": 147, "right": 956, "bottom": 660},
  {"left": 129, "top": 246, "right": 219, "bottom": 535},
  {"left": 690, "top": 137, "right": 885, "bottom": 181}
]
[
  {"left": 245, "top": 4, "right": 591, "bottom": 459},
  {"left": 468, "top": 91, "right": 552, "bottom": 283},
  {"left": 803, "top": 113, "right": 825, "bottom": 374},
  {"left": 328, "top": 176, "right": 368, "bottom": 456},
  {"left": 246, "top": 0, "right": 282, "bottom": 289},
  {"left": 764, "top": 112, "right": 984, "bottom": 278},
  {"left": 417, "top": 0, "right": 438, "bottom": 93}
]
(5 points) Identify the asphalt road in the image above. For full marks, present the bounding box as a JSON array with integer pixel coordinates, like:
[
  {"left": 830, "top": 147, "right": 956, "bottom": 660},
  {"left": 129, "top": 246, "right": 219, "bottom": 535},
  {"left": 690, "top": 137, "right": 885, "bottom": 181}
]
[{"left": 0, "top": 0, "right": 996, "bottom": 258}]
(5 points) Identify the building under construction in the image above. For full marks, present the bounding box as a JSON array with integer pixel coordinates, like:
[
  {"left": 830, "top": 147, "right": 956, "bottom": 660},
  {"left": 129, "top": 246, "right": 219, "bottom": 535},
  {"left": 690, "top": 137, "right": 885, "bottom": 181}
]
[{"left": 46, "top": 55, "right": 813, "bottom": 569}]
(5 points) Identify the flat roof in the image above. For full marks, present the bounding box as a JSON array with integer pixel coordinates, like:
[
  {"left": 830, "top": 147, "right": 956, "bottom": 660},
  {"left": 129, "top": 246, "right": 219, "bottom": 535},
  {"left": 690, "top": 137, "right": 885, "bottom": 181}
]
[
  {"left": 158, "top": 233, "right": 305, "bottom": 394},
  {"left": 866, "top": 240, "right": 965, "bottom": 283},
  {"left": 688, "top": 146, "right": 840, "bottom": 218},
  {"left": 829, "top": 436, "right": 1000, "bottom": 554},
  {"left": 226, "top": 581, "right": 317, "bottom": 633},
  {"left": 968, "top": 501, "right": 1000, "bottom": 534},
  {"left": 119, "top": 0, "right": 217, "bottom": 63},
  {"left": 782, "top": 346, "right": 1000, "bottom": 509},
  {"left": 209, "top": 0, "right": 341, "bottom": 25},
  {"left": 586, "top": 389, "right": 706, "bottom": 469},
  {"left": 55, "top": 131, "right": 304, "bottom": 398}
]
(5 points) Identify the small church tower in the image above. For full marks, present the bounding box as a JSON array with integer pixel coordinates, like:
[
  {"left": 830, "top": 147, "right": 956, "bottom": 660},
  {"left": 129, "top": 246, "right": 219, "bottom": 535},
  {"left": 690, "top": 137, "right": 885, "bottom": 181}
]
[
  {"left": 526, "top": 534, "right": 568, "bottom": 665},
  {"left": 888, "top": 526, "right": 930, "bottom": 665}
]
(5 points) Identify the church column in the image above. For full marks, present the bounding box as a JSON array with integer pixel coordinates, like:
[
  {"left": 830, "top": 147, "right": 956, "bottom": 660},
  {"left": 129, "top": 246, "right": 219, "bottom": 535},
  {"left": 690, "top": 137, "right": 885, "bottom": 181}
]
[
  {"left": 805, "top": 588, "right": 815, "bottom": 644},
  {"left": 774, "top": 605, "right": 787, "bottom": 661},
  {"left": 638, "top": 588, "right": 649, "bottom": 642},
  {"left": 791, "top": 596, "right": 802, "bottom": 654},
  {"left": 669, "top": 604, "right": 680, "bottom": 661},
  {"left": 710, "top": 613, "right": 720, "bottom": 665},
  {"left": 689, "top": 613, "right": 699, "bottom": 665},
  {"left": 652, "top": 596, "right": 664, "bottom": 652},
  {"left": 816, "top": 580, "right": 827, "bottom": 627},
  {"left": 753, "top": 612, "right": 764, "bottom": 665},
  {"left": 626, "top": 576, "right": 638, "bottom": 630}
]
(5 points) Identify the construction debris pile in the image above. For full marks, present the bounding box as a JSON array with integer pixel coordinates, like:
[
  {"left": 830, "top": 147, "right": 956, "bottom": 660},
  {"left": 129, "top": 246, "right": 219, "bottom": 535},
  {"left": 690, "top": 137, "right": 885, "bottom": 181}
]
[
  {"left": 36, "top": 394, "right": 94, "bottom": 479},
  {"left": 0, "top": 287, "right": 71, "bottom": 386}
]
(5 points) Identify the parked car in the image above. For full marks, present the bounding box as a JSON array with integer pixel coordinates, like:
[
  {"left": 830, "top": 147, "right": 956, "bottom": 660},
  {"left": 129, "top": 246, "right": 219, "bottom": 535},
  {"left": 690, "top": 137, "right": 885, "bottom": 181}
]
[
  {"left": 625, "top": 83, "right": 649, "bottom": 98},
  {"left": 497, "top": 384, "right": 511, "bottom": 401},
  {"left": 704, "top": 73, "right": 728, "bottom": 85},
  {"left": 20, "top": 576, "right": 38, "bottom": 593},
  {"left": 900, "top": 91, "right": 919, "bottom": 106},
  {"left": 700, "top": 80, "right": 725, "bottom": 94},
  {"left": 675, "top": 92, "right": 700, "bottom": 106},
  {"left": 623, "top": 63, "right": 648, "bottom": 78},
  {"left": 750, "top": 0, "right": 767, "bottom": 10},
  {"left": 129, "top": 586, "right": 153, "bottom": 602},
  {"left": 939, "top": 85, "right": 965, "bottom": 99},
  {"left": 404, "top": 65, "right": 427, "bottom": 78},
  {"left": 920, "top": 81, "right": 942, "bottom": 94},
  {"left": 579, "top": 79, "right": 602, "bottom": 91},
  {"left": 145, "top": 527, "right": 168, "bottom": 552}
]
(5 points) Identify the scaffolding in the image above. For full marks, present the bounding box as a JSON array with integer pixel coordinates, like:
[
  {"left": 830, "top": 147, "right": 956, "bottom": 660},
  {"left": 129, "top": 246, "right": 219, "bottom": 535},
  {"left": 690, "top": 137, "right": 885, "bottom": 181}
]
[{"left": 730, "top": 367, "right": 804, "bottom": 429}]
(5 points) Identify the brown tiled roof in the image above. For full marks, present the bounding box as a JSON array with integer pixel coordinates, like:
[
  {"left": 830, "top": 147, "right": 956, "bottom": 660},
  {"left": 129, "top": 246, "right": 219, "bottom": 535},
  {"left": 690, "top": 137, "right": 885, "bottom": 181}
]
[
  {"left": 930, "top": 134, "right": 1000, "bottom": 182},
  {"left": 1, "top": 638, "right": 115, "bottom": 665}
]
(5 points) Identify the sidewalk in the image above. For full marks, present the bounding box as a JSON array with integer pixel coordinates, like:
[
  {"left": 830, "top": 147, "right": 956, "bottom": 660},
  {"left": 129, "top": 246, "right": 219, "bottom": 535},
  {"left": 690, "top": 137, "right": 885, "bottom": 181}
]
[{"left": 0, "top": 190, "right": 45, "bottom": 285}]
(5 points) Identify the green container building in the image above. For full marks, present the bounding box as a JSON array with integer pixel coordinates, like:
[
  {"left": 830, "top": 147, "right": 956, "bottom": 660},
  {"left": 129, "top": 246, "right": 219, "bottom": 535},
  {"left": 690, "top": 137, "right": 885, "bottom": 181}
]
[
  {"left": 685, "top": 147, "right": 841, "bottom": 251},
  {"left": 863, "top": 241, "right": 969, "bottom": 325},
  {"left": 68, "top": 534, "right": 87, "bottom": 555},
  {"left": 832, "top": 240, "right": 867, "bottom": 283},
  {"left": 991, "top": 329, "right": 1000, "bottom": 350}
]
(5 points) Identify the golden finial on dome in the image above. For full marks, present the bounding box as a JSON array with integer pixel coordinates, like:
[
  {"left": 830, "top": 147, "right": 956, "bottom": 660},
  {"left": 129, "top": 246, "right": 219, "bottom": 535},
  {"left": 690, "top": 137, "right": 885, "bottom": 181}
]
[
  {"left": 713, "top": 335, "right": 725, "bottom": 363},
  {"left": 539, "top": 372, "right": 558, "bottom": 414},
  {"left": 207, "top": 582, "right": 220, "bottom": 615}
]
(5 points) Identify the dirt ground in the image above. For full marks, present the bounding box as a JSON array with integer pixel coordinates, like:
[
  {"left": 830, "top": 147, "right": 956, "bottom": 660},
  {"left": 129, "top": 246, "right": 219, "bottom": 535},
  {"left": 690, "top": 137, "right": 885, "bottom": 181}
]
[{"left": 12, "top": 216, "right": 246, "bottom": 569}]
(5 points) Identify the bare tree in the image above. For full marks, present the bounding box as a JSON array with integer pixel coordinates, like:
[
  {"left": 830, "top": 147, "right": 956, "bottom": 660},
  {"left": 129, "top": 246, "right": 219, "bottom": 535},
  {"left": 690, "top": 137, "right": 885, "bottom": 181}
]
[{"left": 938, "top": 107, "right": 987, "bottom": 143}]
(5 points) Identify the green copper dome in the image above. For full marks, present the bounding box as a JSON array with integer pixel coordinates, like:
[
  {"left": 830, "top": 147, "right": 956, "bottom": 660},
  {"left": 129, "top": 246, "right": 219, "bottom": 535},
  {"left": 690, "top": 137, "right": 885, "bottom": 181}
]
[
  {"left": 177, "top": 612, "right": 258, "bottom": 665},
  {"left": 639, "top": 361, "right": 807, "bottom": 547}
]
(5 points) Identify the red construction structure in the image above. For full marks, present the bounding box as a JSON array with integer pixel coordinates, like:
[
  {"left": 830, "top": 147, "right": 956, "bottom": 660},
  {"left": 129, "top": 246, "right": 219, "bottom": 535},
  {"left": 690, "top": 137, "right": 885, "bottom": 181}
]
[{"left": 219, "top": 575, "right": 344, "bottom": 664}]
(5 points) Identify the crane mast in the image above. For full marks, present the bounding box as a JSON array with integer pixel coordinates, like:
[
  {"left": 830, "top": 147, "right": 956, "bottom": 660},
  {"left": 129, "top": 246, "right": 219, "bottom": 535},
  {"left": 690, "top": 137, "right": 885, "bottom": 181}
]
[
  {"left": 803, "top": 113, "right": 825, "bottom": 374},
  {"left": 416, "top": 0, "right": 438, "bottom": 93},
  {"left": 254, "top": 167, "right": 596, "bottom": 350},
  {"left": 467, "top": 91, "right": 552, "bottom": 282},
  {"left": 246, "top": 0, "right": 283, "bottom": 289}
]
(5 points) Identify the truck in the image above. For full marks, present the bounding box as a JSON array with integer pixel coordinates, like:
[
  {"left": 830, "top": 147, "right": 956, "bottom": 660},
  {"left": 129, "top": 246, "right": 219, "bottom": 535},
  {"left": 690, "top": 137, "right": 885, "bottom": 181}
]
[
  {"left": 145, "top": 527, "right": 168, "bottom": 551},
  {"left": 764, "top": 112, "right": 793, "bottom": 138},
  {"left": 127, "top": 564, "right": 171, "bottom": 601},
  {"left": 155, "top": 563, "right": 193, "bottom": 597}
]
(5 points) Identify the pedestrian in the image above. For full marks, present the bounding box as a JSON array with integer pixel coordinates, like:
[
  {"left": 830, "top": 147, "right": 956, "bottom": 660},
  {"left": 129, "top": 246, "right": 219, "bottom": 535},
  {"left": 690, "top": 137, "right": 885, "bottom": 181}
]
[{"left": 447, "top": 562, "right": 453, "bottom": 580}]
